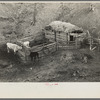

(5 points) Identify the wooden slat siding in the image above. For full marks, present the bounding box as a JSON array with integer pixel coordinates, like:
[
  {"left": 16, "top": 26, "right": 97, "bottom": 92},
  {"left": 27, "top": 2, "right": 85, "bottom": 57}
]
[
  {"left": 19, "top": 42, "right": 56, "bottom": 54},
  {"left": 44, "top": 42, "right": 56, "bottom": 47},
  {"left": 46, "top": 32, "right": 55, "bottom": 35},
  {"left": 30, "top": 43, "right": 48, "bottom": 52},
  {"left": 30, "top": 42, "right": 56, "bottom": 52},
  {"left": 45, "top": 34, "right": 54, "bottom": 36},
  {"left": 31, "top": 46, "right": 43, "bottom": 52},
  {"left": 45, "top": 32, "right": 67, "bottom": 46},
  {"left": 45, "top": 35, "right": 55, "bottom": 38},
  {"left": 56, "top": 37, "right": 66, "bottom": 40},
  {"left": 45, "top": 36, "right": 67, "bottom": 45},
  {"left": 57, "top": 33, "right": 66, "bottom": 37},
  {"left": 45, "top": 35, "right": 55, "bottom": 40},
  {"left": 45, "top": 33, "right": 55, "bottom": 35},
  {"left": 23, "top": 42, "right": 57, "bottom": 61},
  {"left": 45, "top": 34, "right": 66, "bottom": 39},
  {"left": 56, "top": 35, "right": 66, "bottom": 39}
]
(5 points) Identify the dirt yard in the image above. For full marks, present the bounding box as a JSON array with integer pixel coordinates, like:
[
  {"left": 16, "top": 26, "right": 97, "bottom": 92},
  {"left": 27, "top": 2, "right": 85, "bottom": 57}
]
[{"left": 0, "top": 44, "right": 100, "bottom": 82}]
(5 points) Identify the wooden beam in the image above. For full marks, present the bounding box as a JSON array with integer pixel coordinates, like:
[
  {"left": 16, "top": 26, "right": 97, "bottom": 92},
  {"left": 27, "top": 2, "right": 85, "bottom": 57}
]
[
  {"left": 54, "top": 31, "right": 57, "bottom": 42},
  {"left": 54, "top": 31, "right": 58, "bottom": 51},
  {"left": 66, "top": 33, "right": 68, "bottom": 45},
  {"left": 75, "top": 36, "right": 78, "bottom": 49},
  {"left": 68, "top": 33, "right": 70, "bottom": 45},
  {"left": 90, "top": 36, "right": 93, "bottom": 50}
]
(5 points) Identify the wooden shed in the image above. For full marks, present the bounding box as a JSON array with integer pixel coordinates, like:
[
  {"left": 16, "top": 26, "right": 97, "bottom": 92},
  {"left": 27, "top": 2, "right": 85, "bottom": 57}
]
[{"left": 45, "top": 21, "right": 87, "bottom": 49}]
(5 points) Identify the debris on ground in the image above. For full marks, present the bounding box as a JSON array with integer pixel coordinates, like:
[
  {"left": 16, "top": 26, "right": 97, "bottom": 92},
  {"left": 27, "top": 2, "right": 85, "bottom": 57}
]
[
  {"left": 7, "top": 64, "right": 13, "bottom": 68},
  {"left": 72, "top": 51, "right": 93, "bottom": 64},
  {"left": 81, "top": 53, "right": 93, "bottom": 63},
  {"left": 82, "top": 56, "right": 88, "bottom": 63},
  {"left": 56, "top": 64, "right": 90, "bottom": 81},
  {"left": 60, "top": 52, "right": 75, "bottom": 65},
  {"left": 30, "top": 67, "right": 32, "bottom": 70},
  {"left": 68, "top": 66, "right": 89, "bottom": 78}
]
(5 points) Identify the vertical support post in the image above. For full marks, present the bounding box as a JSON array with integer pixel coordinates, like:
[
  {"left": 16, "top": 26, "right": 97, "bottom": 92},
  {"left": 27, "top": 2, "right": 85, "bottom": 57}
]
[
  {"left": 24, "top": 47, "right": 27, "bottom": 62},
  {"left": 54, "top": 31, "right": 56, "bottom": 42},
  {"left": 54, "top": 31, "right": 57, "bottom": 51},
  {"left": 66, "top": 32, "right": 68, "bottom": 50},
  {"left": 75, "top": 36, "right": 78, "bottom": 49},
  {"left": 68, "top": 32, "right": 70, "bottom": 45},
  {"left": 90, "top": 36, "right": 92, "bottom": 50},
  {"left": 66, "top": 33, "right": 68, "bottom": 45},
  {"left": 98, "top": 39, "right": 100, "bottom": 52},
  {"left": 58, "top": 31, "right": 60, "bottom": 50}
]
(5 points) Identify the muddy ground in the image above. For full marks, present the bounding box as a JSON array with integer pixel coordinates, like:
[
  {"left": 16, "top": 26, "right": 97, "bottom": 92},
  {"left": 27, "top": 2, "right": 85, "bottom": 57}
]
[{"left": 0, "top": 44, "right": 100, "bottom": 82}]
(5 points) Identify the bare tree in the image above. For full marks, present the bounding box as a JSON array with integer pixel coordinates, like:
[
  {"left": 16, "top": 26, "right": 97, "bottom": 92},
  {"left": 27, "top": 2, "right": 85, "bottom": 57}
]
[
  {"left": 31, "top": 3, "right": 45, "bottom": 26},
  {"left": 1, "top": 3, "right": 44, "bottom": 36},
  {"left": 0, "top": 3, "right": 33, "bottom": 37},
  {"left": 31, "top": 3, "right": 37, "bottom": 26},
  {"left": 56, "top": 3, "right": 73, "bottom": 21}
]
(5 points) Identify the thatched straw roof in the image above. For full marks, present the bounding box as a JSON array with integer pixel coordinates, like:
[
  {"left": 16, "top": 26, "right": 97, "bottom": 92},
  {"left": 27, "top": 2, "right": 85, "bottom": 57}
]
[{"left": 45, "top": 21, "right": 83, "bottom": 33}]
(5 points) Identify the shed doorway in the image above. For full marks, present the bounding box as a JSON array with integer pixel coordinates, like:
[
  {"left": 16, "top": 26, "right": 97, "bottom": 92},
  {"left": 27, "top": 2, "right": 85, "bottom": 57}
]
[{"left": 70, "top": 35, "right": 74, "bottom": 41}]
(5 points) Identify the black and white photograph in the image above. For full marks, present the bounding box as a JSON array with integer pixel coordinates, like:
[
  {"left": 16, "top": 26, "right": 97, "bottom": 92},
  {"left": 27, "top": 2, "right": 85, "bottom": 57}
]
[{"left": 0, "top": 1, "right": 100, "bottom": 82}]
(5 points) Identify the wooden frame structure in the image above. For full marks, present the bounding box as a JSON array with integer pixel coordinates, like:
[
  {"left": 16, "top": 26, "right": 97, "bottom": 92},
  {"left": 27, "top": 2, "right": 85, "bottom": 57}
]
[
  {"left": 17, "top": 38, "right": 57, "bottom": 63},
  {"left": 88, "top": 36, "right": 100, "bottom": 51},
  {"left": 45, "top": 30, "right": 83, "bottom": 50},
  {"left": 45, "top": 21, "right": 85, "bottom": 50}
]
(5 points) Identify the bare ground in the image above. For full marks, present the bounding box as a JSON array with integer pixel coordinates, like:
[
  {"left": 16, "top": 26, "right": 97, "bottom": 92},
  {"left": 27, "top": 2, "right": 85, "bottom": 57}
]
[{"left": 0, "top": 45, "right": 100, "bottom": 82}]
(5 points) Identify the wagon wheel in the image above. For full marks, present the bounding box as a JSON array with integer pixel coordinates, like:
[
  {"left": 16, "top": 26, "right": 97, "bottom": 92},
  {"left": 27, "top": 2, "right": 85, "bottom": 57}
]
[{"left": 42, "top": 47, "right": 49, "bottom": 55}]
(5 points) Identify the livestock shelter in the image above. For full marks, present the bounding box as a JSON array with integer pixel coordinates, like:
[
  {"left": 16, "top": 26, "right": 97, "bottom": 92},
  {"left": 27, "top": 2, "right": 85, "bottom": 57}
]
[
  {"left": 45, "top": 21, "right": 87, "bottom": 49},
  {"left": 15, "top": 31, "right": 57, "bottom": 63}
]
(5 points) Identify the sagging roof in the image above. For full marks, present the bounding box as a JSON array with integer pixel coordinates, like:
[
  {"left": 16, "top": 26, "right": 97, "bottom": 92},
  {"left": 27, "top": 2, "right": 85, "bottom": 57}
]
[{"left": 45, "top": 21, "right": 83, "bottom": 33}]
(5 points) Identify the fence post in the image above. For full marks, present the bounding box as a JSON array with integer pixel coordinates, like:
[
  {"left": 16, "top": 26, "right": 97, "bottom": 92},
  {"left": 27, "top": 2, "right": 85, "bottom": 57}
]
[
  {"left": 68, "top": 32, "right": 70, "bottom": 45},
  {"left": 90, "top": 36, "right": 92, "bottom": 50},
  {"left": 66, "top": 33, "right": 68, "bottom": 45},
  {"left": 98, "top": 39, "right": 100, "bottom": 52},
  {"left": 24, "top": 46, "right": 27, "bottom": 62},
  {"left": 54, "top": 31, "right": 58, "bottom": 51},
  {"left": 75, "top": 36, "right": 78, "bottom": 49}
]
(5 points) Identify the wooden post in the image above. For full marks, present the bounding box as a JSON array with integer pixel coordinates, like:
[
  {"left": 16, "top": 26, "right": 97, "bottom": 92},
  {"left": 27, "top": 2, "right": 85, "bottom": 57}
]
[
  {"left": 54, "top": 31, "right": 56, "bottom": 42},
  {"left": 32, "top": 3, "right": 37, "bottom": 25},
  {"left": 54, "top": 31, "right": 57, "bottom": 51},
  {"left": 68, "top": 32, "right": 70, "bottom": 45},
  {"left": 24, "top": 46, "right": 27, "bottom": 62},
  {"left": 90, "top": 36, "right": 92, "bottom": 50},
  {"left": 58, "top": 31, "right": 60, "bottom": 50},
  {"left": 75, "top": 36, "right": 78, "bottom": 49},
  {"left": 66, "top": 33, "right": 68, "bottom": 45}
]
